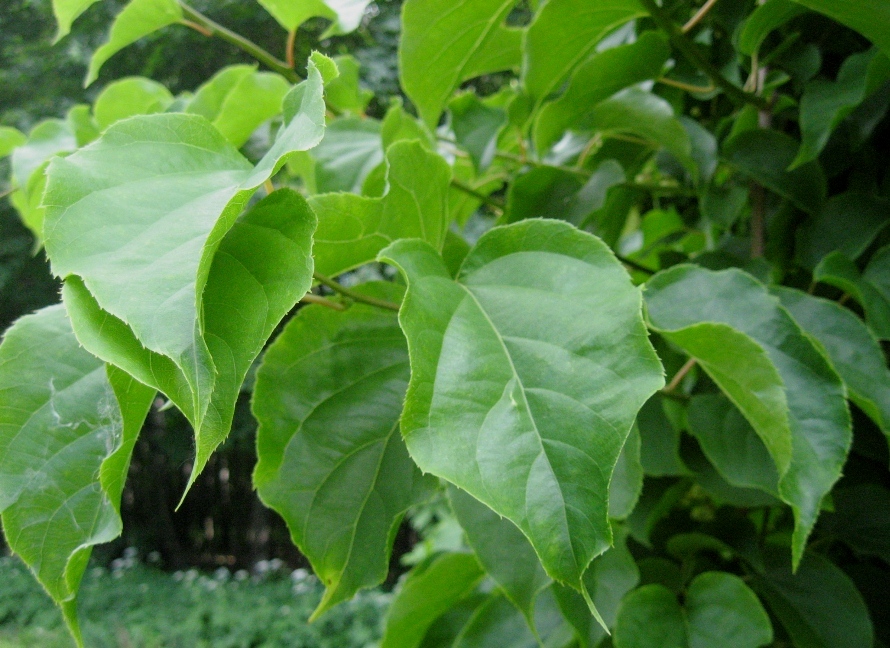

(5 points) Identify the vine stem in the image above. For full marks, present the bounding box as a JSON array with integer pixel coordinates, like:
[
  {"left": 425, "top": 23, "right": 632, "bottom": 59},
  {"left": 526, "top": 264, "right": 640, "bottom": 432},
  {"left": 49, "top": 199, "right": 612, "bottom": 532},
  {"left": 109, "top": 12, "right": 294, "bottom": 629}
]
[
  {"left": 638, "top": 0, "right": 769, "bottom": 110},
  {"left": 683, "top": 0, "right": 720, "bottom": 33},
  {"left": 313, "top": 272, "right": 401, "bottom": 311},
  {"left": 300, "top": 293, "right": 347, "bottom": 311},
  {"left": 178, "top": 2, "right": 299, "bottom": 82},
  {"left": 285, "top": 29, "right": 297, "bottom": 69},
  {"left": 450, "top": 178, "right": 505, "bottom": 214}
]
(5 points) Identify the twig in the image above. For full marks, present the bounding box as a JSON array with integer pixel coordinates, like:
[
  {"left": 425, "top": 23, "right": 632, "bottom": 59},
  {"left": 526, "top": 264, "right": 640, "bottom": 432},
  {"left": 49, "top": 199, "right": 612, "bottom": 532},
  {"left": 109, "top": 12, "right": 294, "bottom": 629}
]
[
  {"left": 300, "top": 293, "right": 347, "bottom": 311},
  {"left": 313, "top": 272, "right": 401, "bottom": 312},
  {"left": 683, "top": 0, "right": 720, "bottom": 33},
  {"left": 638, "top": 0, "right": 769, "bottom": 110},
  {"left": 285, "top": 29, "right": 297, "bottom": 70},
  {"left": 178, "top": 2, "right": 299, "bottom": 82},
  {"left": 657, "top": 76, "right": 716, "bottom": 94},
  {"left": 665, "top": 358, "right": 697, "bottom": 393},
  {"left": 450, "top": 178, "right": 505, "bottom": 214}
]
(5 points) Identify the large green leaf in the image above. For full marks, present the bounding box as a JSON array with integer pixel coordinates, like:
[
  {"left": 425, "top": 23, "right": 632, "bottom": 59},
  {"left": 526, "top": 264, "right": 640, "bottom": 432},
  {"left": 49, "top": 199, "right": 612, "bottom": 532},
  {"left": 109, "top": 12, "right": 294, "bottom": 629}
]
[
  {"left": 774, "top": 287, "right": 890, "bottom": 451},
  {"left": 793, "top": 49, "right": 890, "bottom": 168},
  {"left": 791, "top": 0, "right": 890, "bottom": 58},
  {"left": 723, "top": 129, "right": 826, "bottom": 214},
  {"left": 381, "top": 552, "right": 486, "bottom": 648},
  {"left": 52, "top": 0, "right": 102, "bottom": 41},
  {"left": 379, "top": 219, "right": 664, "bottom": 588},
  {"left": 187, "top": 65, "right": 291, "bottom": 148},
  {"left": 310, "top": 140, "right": 450, "bottom": 276},
  {"left": 614, "top": 574, "right": 773, "bottom": 648},
  {"left": 533, "top": 32, "right": 669, "bottom": 153},
  {"left": 400, "top": 0, "right": 522, "bottom": 128},
  {"left": 646, "top": 266, "right": 851, "bottom": 566},
  {"left": 0, "top": 305, "right": 154, "bottom": 644},
  {"left": 252, "top": 283, "right": 432, "bottom": 619},
  {"left": 43, "top": 66, "right": 324, "bottom": 489},
  {"left": 257, "top": 0, "right": 371, "bottom": 35},
  {"left": 93, "top": 77, "right": 174, "bottom": 131},
  {"left": 86, "top": 0, "right": 183, "bottom": 86},
  {"left": 752, "top": 550, "right": 873, "bottom": 648},
  {"left": 814, "top": 249, "right": 890, "bottom": 340},
  {"left": 523, "top": 0, "right": 645, "bottom": 108},
  {"left": 448, "top": 486, "right": 551, "bottom": 627}
]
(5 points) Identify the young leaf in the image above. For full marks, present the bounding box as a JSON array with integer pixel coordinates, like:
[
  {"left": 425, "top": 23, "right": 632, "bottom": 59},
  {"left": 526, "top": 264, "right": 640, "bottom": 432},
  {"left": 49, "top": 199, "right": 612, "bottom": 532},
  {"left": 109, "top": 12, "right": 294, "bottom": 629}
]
[
  {"left": 52, "top": 0, "right": 102, "bottom": 41},
  {"left": 523, "top": 0, "right": 646, "bottom": 109},
  {"left": 379, "top": 219, "right": 664, "bottom": 589},
  {"left": 257, "top": 0, "right": 371, "bottom": 35},
  {"left": 86, "top": 0, "right": 184, "bottom": 86},
  {"left": 310, "top": 140, "right": 450, "bottom": 276},
  {"left": 381, "top": 552, "right": 486, "bottom": 648},
  {"left": 0, "top": 305, "right": 154, "bottom": 644},
  {"left": 448, "top": 486, "right": 551, "bottom": 628},
  {"left": 774, "top": 287, "right": 890, "bottom": 452},
  {"left": 93, "top": 77, "right": 174, "bottom": 130},
  {"left": 0, "top": 126, "right": 26, "bottom": 158},
  {"left": 646, "top": 266, "right": 851, "bottom": 566},
  {"left": 615, "top": 574, "right": 772, "bottom": 648},
  {"left": 400, "top": 0, "right": 521, "bottom": 128},
  {"left": 252, "top": 283, "right": 433, "bottom": 619},
  {"left": 533, "top": 31, "right": 670, "bottom": 153},
  {"left": 752, "top": 550, "right": 874, "bottom": 648}
]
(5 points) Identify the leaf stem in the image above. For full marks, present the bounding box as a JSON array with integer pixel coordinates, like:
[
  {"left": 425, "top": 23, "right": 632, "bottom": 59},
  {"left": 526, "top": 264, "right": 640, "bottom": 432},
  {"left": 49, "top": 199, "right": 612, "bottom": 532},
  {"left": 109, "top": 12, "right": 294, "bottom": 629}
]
[
  {"left": 285, "top": 29, "right": 297, "bottom": 70},
  {"left": 313, "top": 272, "right": 401, "bottom": 311},
  {"left": 450, "top": 178, "right": 505, "bottom": 214},
  {"left": 638, "top": 0, "right": 769, "bottom": 109},
  {"left": 300, "top": 293, "right": 347, "bottom": 311},
  {"left": 178, "top": 2, "right": 300, "bottom": 82},
  {"left": 665, "top": 357, "right": 697, "bottom": 393},
  {"left": 683, "top": 0, "right": 720, "bottom": 33},
  {"left": 657, "top": 76, "right": 716, "bottom": 94}
]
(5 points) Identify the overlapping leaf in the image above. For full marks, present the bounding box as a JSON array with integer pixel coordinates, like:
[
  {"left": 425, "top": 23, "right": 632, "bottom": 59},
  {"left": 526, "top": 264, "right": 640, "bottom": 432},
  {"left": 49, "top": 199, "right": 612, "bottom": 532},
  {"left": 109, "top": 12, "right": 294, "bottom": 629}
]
[
  {"left": 93, "top": 77, "right": 174, "bottom": 130},
  {"left": 310, "top": 140, "right": 450, "bottom": 276},
  {"left": 814, "top": 248, "right": 890, "bottom": 339},
  {"left": 645, "top": 266, "right": 851, "bottom": 566},
  {"left": 400, "top": 0, "right": 522, "bottom": 128},
  {"left": 257, "top": 0, "right": 372, "bottom": 35},
  {"left": 379, "top": 219, "right": 664, "bottom": 588},
  {"left": 252, "top": 284, "right": 433, "bottom": 619},
  {"left": 791, "top": 0, "right": 890, "bottom": 58},
  {"left": 43, "top": 65, "right": 324, "bottom": 489},
  {"left": 0, "top": 305, "right": 154, "bottom": 644}
]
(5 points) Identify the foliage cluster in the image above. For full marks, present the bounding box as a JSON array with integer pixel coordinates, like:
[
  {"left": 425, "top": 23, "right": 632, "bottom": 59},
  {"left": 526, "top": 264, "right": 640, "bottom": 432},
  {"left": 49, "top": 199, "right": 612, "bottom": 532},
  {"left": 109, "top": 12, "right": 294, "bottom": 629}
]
[{"left": 1, "top": 0, "right": 890, "bottom": 647}]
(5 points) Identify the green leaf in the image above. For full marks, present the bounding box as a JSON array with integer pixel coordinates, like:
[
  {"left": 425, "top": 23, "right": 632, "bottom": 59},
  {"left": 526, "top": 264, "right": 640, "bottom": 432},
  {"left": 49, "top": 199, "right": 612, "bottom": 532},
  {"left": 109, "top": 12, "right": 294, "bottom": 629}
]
[
  {"left": 187, "top": 65, "right": 291, "bottom": 148},
  {"left": 554, "top": 535, "right": 640, "bottom": 647},
  {"left": 257, "top": 0, "right": 371, "bottom": 35},
  {"left": 687, "top": 394, "right": 781, "bottom": 497},
  {"left": 381, "top": 552, "right": 486, "bottom": 648},
  {"left": 0, "top": 126, "right": 26, "bottom": 158},
  {"left": 588, "top": 89, "right": 695, "bottom": 176},
  {"left": 310, "top": 140, "right": 450, "bottom": 276},
  {"left": 752, "top": 550, "right": 873, "bottom": 648},
  {"left": 820, "top": 484, "right": 890, "bottom": 563},
  {"left": 252, "top": 283, "right": 432, "bottom": 618},
  {"left": 452, "top": 593, "right": 539, "bottom": 648},
  {"left": 793, "top": 49, "right": 890, "bottom": 167},
  {"left": 0, "top": 305, "right": 154, "bottom": 644},
  {"left": 309, "top": 117, "right": 384, "bottom": 193},
  {"left": 791, "top": 0, "right": 890, "bottom": 58},
  {"left": 739, "top": 0, "right": 808, "bottom": 56},
  {"left": 93, "top": 77, "right": 174, "bottom": 131},
  {"left": 449, "top": 93, "right": 507, "bottom": 172},
  {"left": 86, "top": 0, "right": 184, "bottom": 86},
  {"left": 814, "top": 250, "right": 890, "bottom": 340},
  {"left": 615, "top": 574, "right": 772, "bottom": 648},
  {"left": 533, "top": 32, "right": 670, "bottom": 154},
  {"left": 381, "top": 99, "right": 436, "bottom": 151},
  {"left": 723, "top": 129, "right": 826, "bottom": 214},
  {"left": 60, "top": 186, "right": 318, "bottom": 498},
  {"left": 646, "top": 266, "right": 851, "bottom": 566},
  {"left": 11, "top": 119, "right": 77, "bottom": 190},
  {"left": 325, "top": 55, "right": 373, "bottom": 114},
  {"left": 774, "top": 287, "right": 890, "bottom": 449},
  {"left": 637, "top": 397, "right": 687, "bottom": 477},
  {"left": 400, "top": 0, "right": 521, "bottom": 128},
  {"left": 52, "top": 0, "right": 102, "bottom": 41},
  {"left": 448, "top": 486, "right": 551, "bottom": 628},
  {"left": 796, "top": 192, "right": 890, "bottom": 269},
  {"left": 523, "top": 0, "right": 646, "bottom": 109},
  {"left": 379, "top": 219, "right": 664, "bottom": 588},
  {"left": 610, "top": 424, "right": 644, "bottom": 519}
]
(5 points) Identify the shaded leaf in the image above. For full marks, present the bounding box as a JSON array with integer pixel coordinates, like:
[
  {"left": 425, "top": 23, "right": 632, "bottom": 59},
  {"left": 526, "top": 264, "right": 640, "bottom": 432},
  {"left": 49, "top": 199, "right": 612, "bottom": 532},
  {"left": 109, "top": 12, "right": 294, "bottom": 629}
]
[
  {"left": 449, "top": 93, "right": 506, "bottom": 172},
  {"left": 739, "top": 0, "right": 808, "bottom": 56},
  {"left": 453, "top": 593, "right": 539, "bottom": 648},
  {"left": 379, "top": 219, "right": 664, "bottom": 587},
  {"left": 0, "top": 305, "right": 154, "bottom": 643},
  {"left": 646, "top": 266, "right": 851, "bottom": 566},
  {"left": 400, "top": 0, "right": 521, "bottom": 128},
  {"left": 814, "top": 250, "right": 890, "bottom": 340},
  {"left": 253, "top": 283, "right": 432, "bottom": 618},
  {"left": 796, "top": 192, "right": 890, "bottom": 268},
  {"left": 637, "top": 396, "right": 687, "bottom": 477},
  {"left": 791, "top": 0, "right": 890, "bottom": 58}
]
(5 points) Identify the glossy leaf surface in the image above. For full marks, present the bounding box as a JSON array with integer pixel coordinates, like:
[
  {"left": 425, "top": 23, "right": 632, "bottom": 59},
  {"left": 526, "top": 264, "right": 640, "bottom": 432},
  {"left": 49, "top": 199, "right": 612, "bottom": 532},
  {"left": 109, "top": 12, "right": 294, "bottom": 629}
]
[
  {"left": 253, "top": 284, "right": 432, "bottom": 618},
  {"left": 380, "top": 219, "right": 664, "bottom": 587}
]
